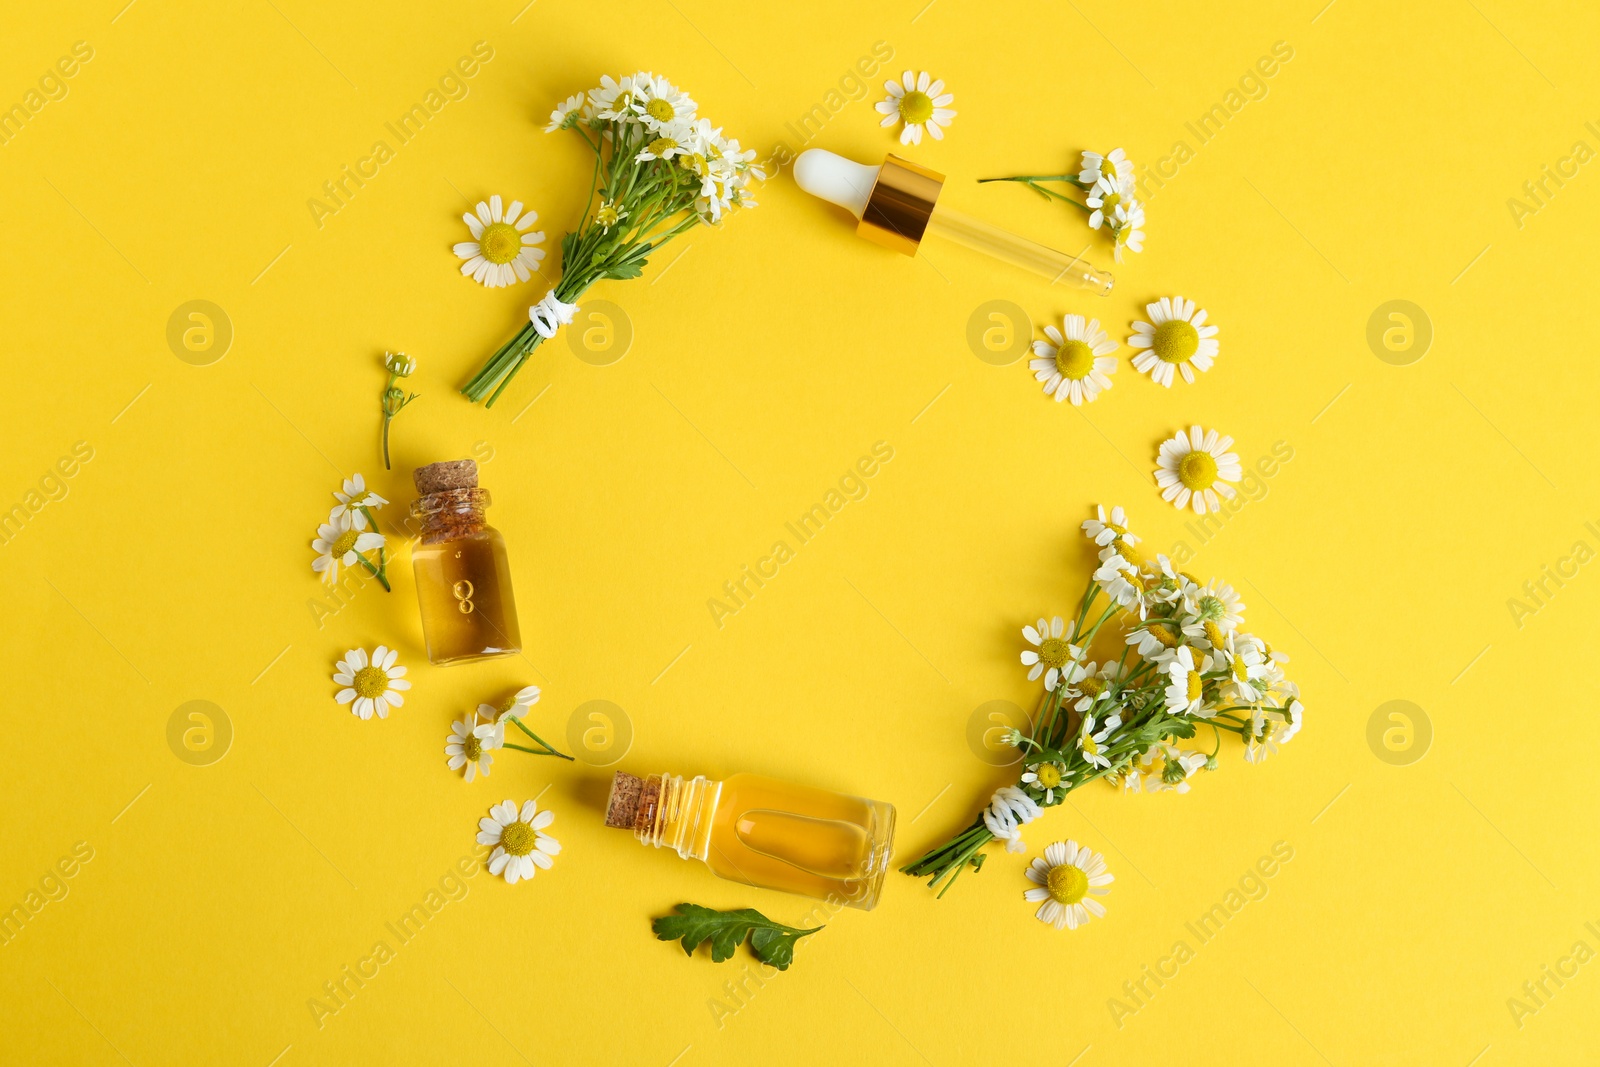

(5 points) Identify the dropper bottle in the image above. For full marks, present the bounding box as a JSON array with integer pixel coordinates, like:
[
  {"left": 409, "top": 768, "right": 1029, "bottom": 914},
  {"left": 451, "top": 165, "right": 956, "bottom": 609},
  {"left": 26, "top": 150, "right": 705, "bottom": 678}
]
[{"left": 794, "top": 149, "right": 1114, "bottom": 295}]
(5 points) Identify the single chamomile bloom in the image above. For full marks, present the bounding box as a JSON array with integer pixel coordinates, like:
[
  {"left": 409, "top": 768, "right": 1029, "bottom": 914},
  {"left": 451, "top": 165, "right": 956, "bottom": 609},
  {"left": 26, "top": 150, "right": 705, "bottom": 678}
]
[
  {"left": 331, "top": 473, "right": 387, "bottom": 529},
  {"left": 1155, "top": 426, "right": 1242, "bottom": 515},
  {"left": 636, "top": 121, "right": 695, "bottom": 162},
  {"left": 545, "top": 92, "right": 588, "bottom": 132},
  {"left": 875, "top": 70, "right": 955, "bottom": 145},
  {"left": 1112, "top": 202, "right": 1145, "bottom": 263},
  {"left": 478, "top": 799, "right": 560, "bottom": 884},
  {"left": 1030, "top": 315, "right": 1117, "bottom": 405},
  {"left": 631, "top": 73, "right": 696, "bottom": 130},
  {"left": 446, "top": 717, "right": 501, "bottom": 782},
  {"left": 1079, "top": 148, "right": 1133, "bottom": 192},
  {"left": 1073, "top": 660, "right": 1125, "bottom": 713},
  {"left": 1086, "top": 177, "right": 1132, "bottom": 231},
  {"left": 455, "top": 195, "right": 546, "bottom": 289},
  {"left": 1082, "top": 504, "right": 1137, "bottom": 548},
  {"left": 1126, "top": 619, "right": 1182, "bottom": 664},
  {"left": 1128, "top": 296, "right": 1219, "bottom": 387},
  {"left": 594, "top": 199, "right": 627, "bottom": 233},
  {"left": 1163, "top": 646, "right": 1207, "bottom": 717},
  {"left": 1190, "top": 578, "right": 1247, "bottom": 632},
  {"left": 1076, "top": 712, "right": 1120, "bottom": 769},
  {"left": 1021, "top": 616, "right": 1085, "bottom": 691},
  {"left": 1094, "top": 552, "right": 1143, "bottom": 610},
  {"left": 1024, "top": 839, "right": 1113, "bottom": 931},
  {"left": 333, "top": 646, "right": 410, "bottom": 720},
  {"left": 590, "top": 74, "right": 643, "bottom": 121},
  {"left": 1138, "top": 743, "right": 1208, "bottom": 793},
  {"left": 1021, "top": 761, "right": 1069, "bottom": 803},
  {"left": 311, "top": 513, "right": 384, "bottom": 583},
  {"left": 492, "top": 685, "right": 542, "bottom": 722}
]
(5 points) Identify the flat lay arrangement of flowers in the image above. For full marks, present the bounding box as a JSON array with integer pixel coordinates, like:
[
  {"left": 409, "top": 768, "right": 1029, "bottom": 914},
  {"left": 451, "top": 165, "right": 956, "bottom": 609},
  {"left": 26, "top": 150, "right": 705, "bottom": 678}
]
[{"left": 290, "top": 55, "right": 1301, "bottom": 951}]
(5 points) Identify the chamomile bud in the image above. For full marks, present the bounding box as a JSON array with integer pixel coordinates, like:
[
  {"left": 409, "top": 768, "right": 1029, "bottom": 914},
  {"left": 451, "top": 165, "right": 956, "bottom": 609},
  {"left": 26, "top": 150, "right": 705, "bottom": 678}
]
[{"left": 385, "top": 351, "right": 417, "bottom": 377}]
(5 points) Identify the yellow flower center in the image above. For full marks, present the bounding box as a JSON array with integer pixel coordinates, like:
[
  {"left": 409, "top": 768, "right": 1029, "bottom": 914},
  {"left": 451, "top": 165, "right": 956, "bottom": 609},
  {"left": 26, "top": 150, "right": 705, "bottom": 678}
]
[
  {"left": 1079, "top": 677, "right": 1104, "bottom": 697},
  {"left": 1152, "top": 319, "right": 1200, "bottom": 363},
  {"left": 1034, "top": 764, "right": 1063, "bottom": 789},
  {"left": 1187, "top": 670, "right": 1203, "bottom": 702},
  {"left": 1046, "top": 863, "right": 1089, "bottom": 904},
  {"left": 499, "top": 820, "right": 535, "bottom": 856},
  {"left": 898, "top": 90, "right": 934, "bottom": 124},
  {"left": 1232, "top": 656, "right": 1249, "bottom": 682},
  {"left": 678, "top": 152, "right": 709, "bottom": 177},
  {"left": 1099, "top": 190, "right": 1122, "bottom": 215},
  {"left": 1054, "top": 339, "right": 1096, "bottom": 380},
  {"left": 1081, "top": 729, "right": 1101, "bottom": 757},
  {"left": 479, "top": 222, "right": 522, "bottom": 265},
  {"left": 353, "top": 665, "right": 389, "bottom": 699},
  {"left": 646, "top": 137, "right": 679, "bottom": 157},
  {"left": 331, "top": 529, "right": 360, "bottom": 556},
  {"left": 646, "top": 97, "right": 676, "bottom": 123},
  {"left": 1147, "top": 623, "right": 1178, "bottom": 648},
  {"left": 1203, "top": 621, "right": 1226, "bottom": 648},
  {"left": 463, "top": 734, "right": 482, "bottom": 760},
  {"left": 1178, "top": 450, "right": 1218, "bottom": 490},
  {"left": 1038, "top": 636, "right": 1073, "bottom": 670},
  {"left": 595, "top": 202, "right": 621, "bottom": 228}
]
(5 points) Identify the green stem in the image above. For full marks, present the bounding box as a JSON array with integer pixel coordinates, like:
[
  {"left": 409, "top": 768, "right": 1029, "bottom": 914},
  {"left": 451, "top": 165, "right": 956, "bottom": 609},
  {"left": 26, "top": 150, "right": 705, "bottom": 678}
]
[
  {"left": 350, "top": 550, "right": 391, "bottom": 592},
  {"left": 508, "top": 716, "right": 575, "bottom": 760}
]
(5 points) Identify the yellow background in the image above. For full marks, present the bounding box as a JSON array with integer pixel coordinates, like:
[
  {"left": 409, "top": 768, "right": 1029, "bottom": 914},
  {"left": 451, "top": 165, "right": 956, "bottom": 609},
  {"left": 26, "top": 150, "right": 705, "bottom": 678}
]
[{"left": 2, "top": 0, "right": 1597, "bottom": 1064}]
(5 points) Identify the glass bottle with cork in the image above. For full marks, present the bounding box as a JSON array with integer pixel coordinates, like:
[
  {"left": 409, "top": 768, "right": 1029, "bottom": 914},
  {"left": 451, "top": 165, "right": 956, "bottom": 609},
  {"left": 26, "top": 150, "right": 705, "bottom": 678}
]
[
  {"left": 410, "top": 459, "right": 522, "bottom": 666},
  {"left": 605, "top": 769, "right": 896, "bottom": 911}
]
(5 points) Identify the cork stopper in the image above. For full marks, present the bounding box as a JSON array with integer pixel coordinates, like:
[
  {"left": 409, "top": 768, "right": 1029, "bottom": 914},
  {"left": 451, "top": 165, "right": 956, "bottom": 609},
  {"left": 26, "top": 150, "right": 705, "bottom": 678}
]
[
  {"left": 604, "top": 771, "right": 657, "bottom": 832},
  {"left": 413, "top": 459, "right": 478, "bottom": 495}
]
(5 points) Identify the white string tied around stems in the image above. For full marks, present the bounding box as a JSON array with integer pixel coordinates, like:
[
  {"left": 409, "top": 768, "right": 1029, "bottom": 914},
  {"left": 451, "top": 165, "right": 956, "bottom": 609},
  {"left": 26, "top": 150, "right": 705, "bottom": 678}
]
[
  {"left": 981, "top": 785, "right": 1042, "bottom": 853},
  {"left": 529, "top": 290, "right": 580, "bottom": 339}
]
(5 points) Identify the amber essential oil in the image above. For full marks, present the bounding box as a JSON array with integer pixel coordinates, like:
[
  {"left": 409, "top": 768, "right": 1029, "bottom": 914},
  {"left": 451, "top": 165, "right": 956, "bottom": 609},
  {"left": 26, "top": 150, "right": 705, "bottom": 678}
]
[
  {"left": 410, "top": 460, "right": 522, "bottom": 666},
  {"left": 605, "top": 770, "right": 896, "bottom": 910}
]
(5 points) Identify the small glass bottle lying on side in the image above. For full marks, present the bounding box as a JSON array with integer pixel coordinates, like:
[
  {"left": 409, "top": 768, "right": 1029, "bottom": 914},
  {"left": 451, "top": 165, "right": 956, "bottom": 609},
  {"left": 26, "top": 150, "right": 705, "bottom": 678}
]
[
  {"left": 409, "top": 460, "right": 522, "bottom": 666},
  {"left": 604, "top": 770, "right": 897, "bottom": 911}
]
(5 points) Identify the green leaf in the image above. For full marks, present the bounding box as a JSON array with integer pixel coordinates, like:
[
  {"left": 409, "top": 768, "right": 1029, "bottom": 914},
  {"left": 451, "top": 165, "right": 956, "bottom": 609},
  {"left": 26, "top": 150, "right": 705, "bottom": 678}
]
[{"left": 652, "top": 904, "right": 822, "bottom": 971}]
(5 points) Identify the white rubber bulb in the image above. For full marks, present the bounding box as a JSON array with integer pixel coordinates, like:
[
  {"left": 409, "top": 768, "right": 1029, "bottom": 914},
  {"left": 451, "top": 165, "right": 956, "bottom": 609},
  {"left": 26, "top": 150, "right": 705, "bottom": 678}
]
[{"left": 793, "top": 149, "right": 880, "bottom": 219}]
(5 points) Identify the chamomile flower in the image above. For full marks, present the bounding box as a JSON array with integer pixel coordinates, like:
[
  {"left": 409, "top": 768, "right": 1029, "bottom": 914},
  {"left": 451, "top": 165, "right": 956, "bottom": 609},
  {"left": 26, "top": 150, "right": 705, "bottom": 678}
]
[
  {"left": 1024, "top": 839, "right": 1112, "bottom": 930},
  {"left": 1138, "top": 743, "right": 1207, "bottom": 793},
  {"left": 1112, "top": 201, "right": 1146, "bottom": 263},
  {"left": 1163, "top": 645, "right": 1207, "bottom": 716},
  {"left": 1086, "top": 177, "right": 1132, "bottom": 231},
  {"left": 1021, "top": 761, "right": 1068, "bottom": 803},
  {"left": 1217, "top": 632, "right": 1269, "bottom": 703},
  {"left": 1021, "top": 617, "right": 1085, "bottom": 691},
  {"left": 331, "top": 473, "right": 387, "bottom": 529},
  {"left": 1072, "top": 660, "right": 1124, "bottom": 713},
  {"left": 1078, "top": 148, "right": 1133, "bottom": 192},
  {"left": 333, "top": 646, "right": 410, "bottom": 720},
  {"left": 594, "top": 199, "right": 627, "bottom": 233},
  {"left": 875, "top": 70, "right": 955, "bottom": 145},
  {"left": 1190, "top": 578, "right": 1246, "bottom": 632},
  {"left": 1094, "top": 552, "right": 1142, "bottom": 610},
  {"left": 636, "top": 122, "right": 694, "bottom": 161},
  {"left": 478, "top": 799, "right": 560, "bottom": 884},
  {"left": 589, "top": 73, "right": 644, "bottom": 120},
  {"left": 492, "top": 685, "right": 542, "bottom": 722},
  {"left": 455, "top": 196, "right": 545, "bottom": 288},
  {"left": 545, "top": 92, "right": 589, "bottom": 132},
  {"left": 446, "top": 716, "right": 500, "bottom": 782},
  {"left": 1030, "top": 315, "right": 1118, "bottom": 405},
  {"left": 632, "top": 73, "right": 696, "bottom": 130},
  {"left": 1082, "top": 504, "right": 1138, "bottom": 548},
  {"left": 1126, "top": 619, "right": 1182, "bottom": 664},
  {"left": 1128, "top": 296, "right": 1219, "bottom": 387},
  {"left": 1155, "top": 426, "right": 1242, "bottom": 515},
  {"left": 1076, "top": 711, "right": 1119, "bottom": 769},
  {"left": 311, "top": 512, "right": 385, "bottom": 583}
]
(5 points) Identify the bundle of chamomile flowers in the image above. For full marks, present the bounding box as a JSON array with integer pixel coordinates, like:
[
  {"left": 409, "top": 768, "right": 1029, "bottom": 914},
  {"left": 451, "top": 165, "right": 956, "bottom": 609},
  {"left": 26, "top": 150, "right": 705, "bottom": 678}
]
[
  {"left": 982, "top": 148, "right": 1145, "bottom": 263},
  {"left": 902, "top": 505, "right": 1304, "bottom": 896}
]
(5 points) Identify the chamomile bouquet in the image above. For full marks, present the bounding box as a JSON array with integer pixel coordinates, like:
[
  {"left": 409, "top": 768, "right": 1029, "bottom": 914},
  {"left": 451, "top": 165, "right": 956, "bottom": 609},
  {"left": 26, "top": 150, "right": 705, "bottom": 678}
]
[
  {"left": 461, "top": 72, "right": 763, "bottom": 406},
  {"left": 901, "top": 505, "right": 1305, "bottom": 895}
]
